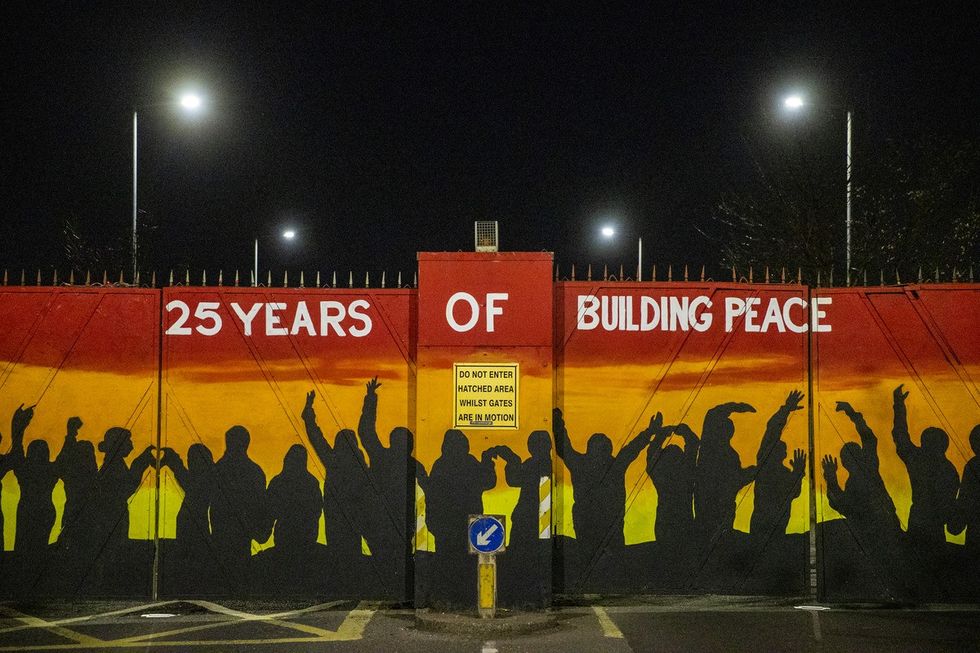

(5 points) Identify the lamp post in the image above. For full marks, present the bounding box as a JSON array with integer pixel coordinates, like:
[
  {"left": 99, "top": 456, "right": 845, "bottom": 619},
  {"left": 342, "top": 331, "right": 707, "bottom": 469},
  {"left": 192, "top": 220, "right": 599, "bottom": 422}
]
[
  {"left": 783, "top": 94, "right": 853, "bottom": 285},
  {"left": 254, "top": 229, "right": 297, "bottom": 287},
  {"left": 600, "top": 225, "right": 643, "bottom": 281},
  {"left": 131, "top": 92, "right": 205, "bottom": 282}
]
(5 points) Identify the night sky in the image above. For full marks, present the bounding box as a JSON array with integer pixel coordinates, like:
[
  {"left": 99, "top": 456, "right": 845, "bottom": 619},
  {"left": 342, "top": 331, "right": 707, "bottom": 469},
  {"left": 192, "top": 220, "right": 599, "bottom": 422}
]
[{"left": 1, "top": 4, "right": 977, "bottom": 281}]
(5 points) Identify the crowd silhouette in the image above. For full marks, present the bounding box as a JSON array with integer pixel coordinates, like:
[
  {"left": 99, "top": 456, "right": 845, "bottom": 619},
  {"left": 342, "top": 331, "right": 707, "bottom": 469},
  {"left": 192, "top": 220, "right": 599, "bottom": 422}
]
[{"left": 0, "top": 380, "right": 978, "bottom": 603}]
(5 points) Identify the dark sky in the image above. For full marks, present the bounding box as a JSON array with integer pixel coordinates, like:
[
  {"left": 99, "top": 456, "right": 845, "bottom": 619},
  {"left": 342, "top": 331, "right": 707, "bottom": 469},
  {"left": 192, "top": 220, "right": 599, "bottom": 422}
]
[{"left": 1, "top": 3, "right": 977, "bottom": 281}]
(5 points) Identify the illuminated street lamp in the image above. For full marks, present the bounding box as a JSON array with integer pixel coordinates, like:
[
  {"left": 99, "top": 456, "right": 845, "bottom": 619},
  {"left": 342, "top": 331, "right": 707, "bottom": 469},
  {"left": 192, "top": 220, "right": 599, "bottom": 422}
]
[
  {"left": 254, "top": 229, "right": 299, "bottom": 287},
  {"left": 600, "top": 224, "right": 643, "bottom": 281},
  {"left": 782, "top": 93, "right": 853, "bottom": 285},
  {"left": 132, "top": 91, "right": 205, "bottom": 281}
]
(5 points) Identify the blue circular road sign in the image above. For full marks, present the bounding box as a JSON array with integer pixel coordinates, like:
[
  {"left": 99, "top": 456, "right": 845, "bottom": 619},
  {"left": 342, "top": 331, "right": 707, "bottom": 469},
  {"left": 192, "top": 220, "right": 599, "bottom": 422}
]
[{"left": 468, "top": 515, "right": 505, "bottom": 554}]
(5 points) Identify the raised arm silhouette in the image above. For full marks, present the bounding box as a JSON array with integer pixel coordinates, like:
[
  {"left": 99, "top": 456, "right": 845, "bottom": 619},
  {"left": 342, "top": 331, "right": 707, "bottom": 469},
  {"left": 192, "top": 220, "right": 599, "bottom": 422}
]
[
  {"left": 556, "top": 407, "right": 660, "bottom": 558},
  {"left": 950, "top": 425, "right": 980, "bottom": 555},
  {"left": 694, "top": 402, "right": 757, "bottom": 543},
  {"left": 750, "top": 391, "right": 807, "bottom": 541},
  {"left": 161, "top": 443, "right": 215, "bottom": 556},
  {"left": 494, "top": 429, "right": 552, "bottom": 548},
  {"left": 54, "top": 416, "right": 97, "bottom": 551},
  {"left": 891, "top": 384, "right": 959, "bottom": 552},
  {"left": 646, "top": 421, "right": 699, "bottom": 550}
]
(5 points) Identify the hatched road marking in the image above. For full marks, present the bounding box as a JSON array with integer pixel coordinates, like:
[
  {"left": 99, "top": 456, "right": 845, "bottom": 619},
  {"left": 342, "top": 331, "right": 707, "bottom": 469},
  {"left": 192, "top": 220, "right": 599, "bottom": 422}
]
[
  {"left": 0, "top": 600, "right": 376, "bottom": 650},
  {"left": 593, "top": 606, "right": 624, "bottom": 638}
]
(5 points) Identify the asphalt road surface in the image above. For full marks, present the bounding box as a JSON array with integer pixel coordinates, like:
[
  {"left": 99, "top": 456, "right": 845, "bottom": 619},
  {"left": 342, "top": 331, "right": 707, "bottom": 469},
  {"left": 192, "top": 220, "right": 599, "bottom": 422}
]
[{"left": 0, "top": 596, "right": 978, "bottom": 652}]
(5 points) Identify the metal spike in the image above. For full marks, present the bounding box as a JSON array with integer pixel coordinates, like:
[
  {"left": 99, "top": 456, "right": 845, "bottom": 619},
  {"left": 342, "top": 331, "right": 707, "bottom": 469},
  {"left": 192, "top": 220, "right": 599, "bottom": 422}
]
[
  {"left": 780, "top": 267, "right": 786, "bottom": 284},
  {"left": 332, "top": 271, "right": 337, "bottom": 288},
  {"left": 168, "top": 270, "right": 174, "bottom": 286},
  {"left": 700, "top": 265, "right": 705, "bottom": 282},
  {"left": 918, "top": 266, "right": 923, "bottom": 283},
  {"left": 135, "top": 271, "right": 140, "bottom": 287},
  {"left": 102, "top": 271, "right": 108, "bottom": 285},
  {"left": 603, "top": 265, "right": 608, "bottom": 281},
  {"left": 828, "top": 268, "right": 833, "bottom": 287},
  {"left": 652, "top": 264, "right": 657, "bottom": 282},
  {"left": 935, "top": 266, "right": 940, "bottom": 283},
  {"left": 684, "top": 265, "right": 689, "bottom": 282},
  {"left": 85, "top": 270, "right": 91, "bottom": 286},
  {"left": 731, "top": 266, "right": 736, "bottom": 282},
  {"left": 587, "top": 264, "right": 592, "bottom": 281},
  {"left": 413, "top": 272, "right": 418, "bottom": 287},
  {"left": 365, "top": 271, "right": 370, "bottom": 288},
  {"left": 69, "top": 270, "right": 74, "bottom": 285},
  {"left": 952, "top": 267, "right": 959, "bottom": 281},
  {"left": 283, "top": 271, "right": 288, "bottom": 287},
  {"left": 234, "top": 270, "right": 239, "bottom": 287},
  {"left": 880, "top": 269, "right": 885, "bottom": 286},
  {"left": 2, "top": 269, "right": 7, "bottom": 285},
  {"left": 218, "top": 270, "right": 223, "bottom": 286},
  {"left": 151, "top": 271, "right": 156, "bottom": 288},
  {"left": 202, "top": 270, "right": 207, "bottom": 286},
  {"left": 862, "top": 269, "right": 867, "bottom": 286},
  {"left": 816, "top": 270, "right": 821, "bottom": 287},
  {"left": 21, "top": 270, "right": 26, "bottom": 286},
  {"left": 118, "top": 270, "right": 123, "bottom": 285},
  {"left": 896, "top": 269, "right": 901, "bottom": 285},
  {"left": 300, "top": 271, "right": 305, "bottom": 288},
  {"left": 748, "top": 267, "right": 753, "bottom": 284},
  {"left": 668, "top": 265, "right": 673, "bottom": 282},
  {"left": 571, "top": 264, "right": 576, "bottom": 281},
  {"left": 797, "top": 268, "right": 802, "bottom": 284},
  {"left": 619, "top": 264, "right": 624, "bottom": 281},
  {"left": 397, "top": 271, "right": 402, "bottom": 288},
  {"left": 53, "top": 269, "right": 59, "bottom": 285},
  {"left": 381, "top": 271, "right": 386, "bottom": 288},
  {"left": 764, "top": 266, "right": 769, "bottom": 283},
  {"left": 37, "top": 270, "right": 42, "bottom": 286},
  {"left": 184, "top": 270, "right": 190, "bottom": 285},
  {"left": 316, "top": 271, "right": 321, "bottom": 287},
  {"left": 266, "top": 270, "right": 271, "bottom": 287}
]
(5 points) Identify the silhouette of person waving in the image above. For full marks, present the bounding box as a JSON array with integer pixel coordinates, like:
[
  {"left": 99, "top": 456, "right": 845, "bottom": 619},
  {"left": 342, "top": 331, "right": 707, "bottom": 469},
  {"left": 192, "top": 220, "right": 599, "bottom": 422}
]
[
  {"left": 302, "top": 390, "right": 373, "bottom": 561},
  {"left": 267, "top": 444, "right": 321, "bottom": 551},
  {"left": 0, "top": 404, "right": 29, "bottom": 551},
  {"left": 891, "top": 384, "right": 959, "bottom": 552},
  {"left": 822, "top": 401, "right": 901, "bottom": 538},
  {"left": 750, "top": 391, "right": 807, "bottom": 541},
  {"left": 555, "top": 408, "right": 661, "bottom": 558},
  {"left": 14, "top": 439, "right": 61, "bottom": 553},
  {"left": 211, "top": 425, "right": 270, "bottom": 577},
  {"left": 693, "top": 402, "right": 757, "bottom": 543},
  {"left": 492, "top": 430, "right": 553, "bottom": 548},
  {"left": 950, "top": 425, "right": 980, "bottom": 554},
  {"left": 420, "top": 429, "right": 497, "bottom": 557},
  {"left": 646, "top": 422, "right": 699, "bottom": 550},
  {"left": 54, "top": 416, "right": 97, "bottom": 550},
  {"left": 161, "top": 443, "right": 215, "bottom": 554}
]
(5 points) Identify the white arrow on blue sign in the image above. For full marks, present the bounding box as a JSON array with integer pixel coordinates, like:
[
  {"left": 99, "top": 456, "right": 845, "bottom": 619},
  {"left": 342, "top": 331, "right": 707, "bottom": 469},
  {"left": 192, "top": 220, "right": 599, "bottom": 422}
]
[{"left": 468, "top": 515, "right": 506, "bottom": 554}]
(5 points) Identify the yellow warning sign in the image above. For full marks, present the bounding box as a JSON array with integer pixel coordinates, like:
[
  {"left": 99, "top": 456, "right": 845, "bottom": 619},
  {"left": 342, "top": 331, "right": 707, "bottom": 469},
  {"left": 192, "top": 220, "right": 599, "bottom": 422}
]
[{"left": 453, "top": 362, "right": 519, "bottom": 429}]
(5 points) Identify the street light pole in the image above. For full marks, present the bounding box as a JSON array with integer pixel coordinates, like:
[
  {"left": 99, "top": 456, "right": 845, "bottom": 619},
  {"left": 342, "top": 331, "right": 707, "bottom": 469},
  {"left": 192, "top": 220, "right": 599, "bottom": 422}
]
[
  {"left": 132, "top": 111, "right": 138, "bottom": 282},
  {"left": 637, "top": 237, "right": 643, "bottom": 282},
  {"left": 254, "top": 238, "right": 259, "bottom": 287},
  {"left": 845, "top": 109, "right": 852, "bottom": 286}
]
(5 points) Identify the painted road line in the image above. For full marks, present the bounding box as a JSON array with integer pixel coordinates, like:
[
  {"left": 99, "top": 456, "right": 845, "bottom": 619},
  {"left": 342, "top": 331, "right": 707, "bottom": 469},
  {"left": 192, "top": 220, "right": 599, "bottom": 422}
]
[
  {"left": 0, "top": 605, "right": 103, "bottom": 646},
  {"left": 593, "top": 606, "right": 624, "bottom": 639},
  {"left": 334, "top": 602, "right": 378, "bottom": 640},
  {"left": 114, "top": 600, "right": 347, "bottom": 643},
  {"left": 0, "top": 602, "right": 174, "bottom": 636}
]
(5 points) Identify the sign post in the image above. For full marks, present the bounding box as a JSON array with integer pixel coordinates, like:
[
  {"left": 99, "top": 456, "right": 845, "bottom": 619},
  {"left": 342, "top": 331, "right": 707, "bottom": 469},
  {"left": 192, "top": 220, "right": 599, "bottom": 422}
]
[{"left": 468, "top": 515, "right": 506, "bottom": 618}]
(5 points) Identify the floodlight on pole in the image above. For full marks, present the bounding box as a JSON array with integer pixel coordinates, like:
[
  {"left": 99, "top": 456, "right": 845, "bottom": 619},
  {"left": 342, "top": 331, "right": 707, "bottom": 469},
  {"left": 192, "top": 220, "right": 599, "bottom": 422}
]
[
  {"left": 254, "top": 229, "right": 300, "bottom": 287},
  {"left": 132, "top": 90, "right": 207, "bottom": 282},
  {"left": 781, "top": 93, "right": 853, "bottom": 286},
  {"left": 598, "top": 224, "right": 643, "bottom": 281}
]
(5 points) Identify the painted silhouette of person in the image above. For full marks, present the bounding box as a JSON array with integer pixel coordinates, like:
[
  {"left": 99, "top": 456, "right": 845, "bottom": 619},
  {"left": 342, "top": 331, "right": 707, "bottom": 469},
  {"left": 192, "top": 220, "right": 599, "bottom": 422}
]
[
  {"left": 267, "top": 444, "right": 321, "bottom": 551},
  {"left": 302, "top": 390, "right": 373, "bottom": 562},
  {"left": 161, "top": 443, "right": 215, "bottom": 554},
  {"left": 355, "top": 377, "right": 417, "bottom": 592},
  {"left": 0, "top": 404, "right": 29, "bottom": 551},
  {"left": 54, "top": 416, "right": 98, "bottom": 550},
  {"left": 420, "top": 429, "right": 498, "bottom": 557},
  {"left": 211, "top": 425, "right": 269, "bottom": 579},
  {"left": 555, "top": 408, "right": 661, "bottom": 558},
  {"left": 13, "top": 439, "right": 60, "bottom": 553},
  {"left": 493, "top": 430, "right": 553, "bottom": 548},
  {"left": 949, "top": 425, "right": 980, "bottom": 554},
  {"left": 750, "top": 390, "right": 807, "bottom": 541},
  {"left": 891, "top": 384, "right": 960, "bottom": 552},
  {"left": 822, "top": 401, "right": 901, "bottom": 538},
  {"left": 693, "top": 402, "right": 757, "bottom": 543},
  {"left": 646, "top": 422, "right": 699, "bottom": 550}
]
